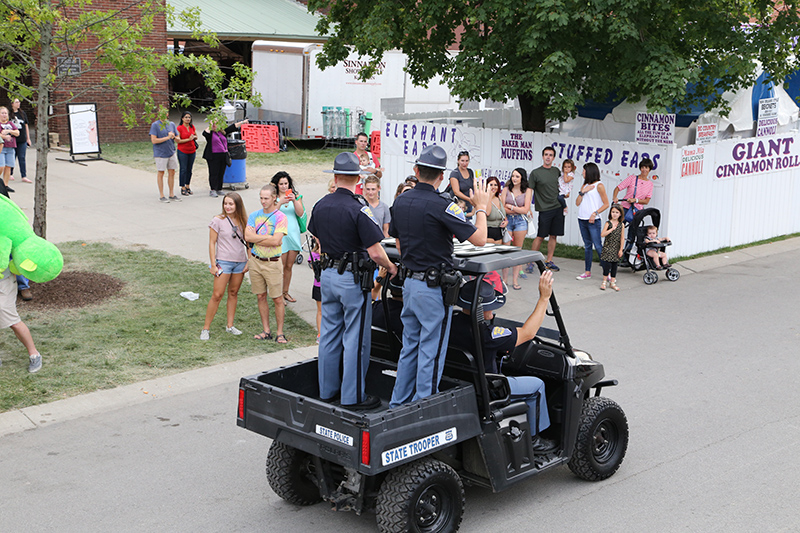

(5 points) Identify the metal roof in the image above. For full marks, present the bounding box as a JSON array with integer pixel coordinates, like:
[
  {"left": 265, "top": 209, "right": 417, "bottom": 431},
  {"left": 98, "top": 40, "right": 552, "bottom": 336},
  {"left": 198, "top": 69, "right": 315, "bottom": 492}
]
[{"left": 168, "top": 0, "right": 326, "bottom": 42}]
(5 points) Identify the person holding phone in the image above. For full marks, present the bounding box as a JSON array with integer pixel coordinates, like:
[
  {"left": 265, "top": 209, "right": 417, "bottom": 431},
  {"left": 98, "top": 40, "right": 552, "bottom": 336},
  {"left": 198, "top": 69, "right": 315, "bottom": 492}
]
[{"left": 271, "top": 171, "right": 305, "bottom": 304}]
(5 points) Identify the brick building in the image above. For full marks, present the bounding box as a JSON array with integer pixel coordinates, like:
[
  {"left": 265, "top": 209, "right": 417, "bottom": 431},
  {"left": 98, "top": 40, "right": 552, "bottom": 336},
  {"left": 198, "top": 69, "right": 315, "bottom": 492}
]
[{"left": 43, "top": 0, "right": 169, "bottom": 145}]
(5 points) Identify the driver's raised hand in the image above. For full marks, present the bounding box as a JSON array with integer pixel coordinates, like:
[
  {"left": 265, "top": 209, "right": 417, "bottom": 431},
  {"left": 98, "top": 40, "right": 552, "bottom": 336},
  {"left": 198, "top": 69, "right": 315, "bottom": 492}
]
[
  {"left": 538, "top": 270, "right": 553, "bottom": 300},
  {"left": 469, "top": 177, "right": 491, "bottom": 213}
]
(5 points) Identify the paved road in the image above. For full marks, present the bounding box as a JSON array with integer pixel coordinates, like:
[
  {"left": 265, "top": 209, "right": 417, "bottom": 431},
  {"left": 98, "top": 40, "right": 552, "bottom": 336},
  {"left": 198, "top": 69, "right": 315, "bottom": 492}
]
[{"left": 2, "top": 238, "right": 798, "bottom": 531}]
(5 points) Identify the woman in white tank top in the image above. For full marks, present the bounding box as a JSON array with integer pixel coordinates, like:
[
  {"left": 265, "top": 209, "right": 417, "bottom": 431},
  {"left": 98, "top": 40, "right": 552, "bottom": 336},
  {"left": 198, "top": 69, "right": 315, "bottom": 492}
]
[{"left": 575, "top": 162, "right": 609, "bottom": 280}]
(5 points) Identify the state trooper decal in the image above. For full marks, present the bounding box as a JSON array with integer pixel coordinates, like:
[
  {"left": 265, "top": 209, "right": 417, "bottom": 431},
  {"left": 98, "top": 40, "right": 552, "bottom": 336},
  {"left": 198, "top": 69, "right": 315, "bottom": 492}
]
[
  {"left": 360, "top": 205, "right": 380, "bottom": 226},
  {"left": 491, "top": 326, "right": 512, "bottom": 340},
  {"left": 445, "top": 202, "right": 466, "bottom": 222}
]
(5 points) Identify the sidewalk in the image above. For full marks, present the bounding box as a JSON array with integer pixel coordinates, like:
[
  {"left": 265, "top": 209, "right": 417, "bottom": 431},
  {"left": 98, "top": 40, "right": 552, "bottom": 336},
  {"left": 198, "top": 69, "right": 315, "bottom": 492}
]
[{"left": 4, "top": 147, "right": 800, "bottom": 438}]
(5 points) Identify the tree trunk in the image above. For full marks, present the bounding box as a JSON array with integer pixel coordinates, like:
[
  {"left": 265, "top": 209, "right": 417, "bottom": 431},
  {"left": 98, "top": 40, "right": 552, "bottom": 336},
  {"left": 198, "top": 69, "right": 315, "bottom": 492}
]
[
  {"left": 32, "top": 18, "right": 53, "bottom": 239},
  {"left": 518, "top": 93, "right": 548, "bottom": 133}
]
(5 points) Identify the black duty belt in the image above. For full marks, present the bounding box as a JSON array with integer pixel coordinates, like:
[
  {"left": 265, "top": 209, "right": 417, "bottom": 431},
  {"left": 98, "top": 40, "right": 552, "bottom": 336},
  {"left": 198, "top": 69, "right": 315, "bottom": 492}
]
[
  {"left": 328, "top": 259, "right": 355, "bottom": 272},
  {"left": 406, "top": 270, "right": 427, "bottom": 281}
]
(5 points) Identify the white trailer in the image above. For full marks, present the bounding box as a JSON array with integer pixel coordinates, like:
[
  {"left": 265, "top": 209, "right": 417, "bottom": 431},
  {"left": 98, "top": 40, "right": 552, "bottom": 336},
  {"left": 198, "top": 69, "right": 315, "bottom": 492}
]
[{"left": 251, "top": 41, "right": 458, "bottom": 138}]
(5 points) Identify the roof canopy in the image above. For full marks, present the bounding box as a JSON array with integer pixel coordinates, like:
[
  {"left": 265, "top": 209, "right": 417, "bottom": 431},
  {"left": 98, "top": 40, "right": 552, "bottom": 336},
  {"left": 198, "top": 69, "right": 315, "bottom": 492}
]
[{"left": 168, "top": 0, "right": 326, "bottom": 42}]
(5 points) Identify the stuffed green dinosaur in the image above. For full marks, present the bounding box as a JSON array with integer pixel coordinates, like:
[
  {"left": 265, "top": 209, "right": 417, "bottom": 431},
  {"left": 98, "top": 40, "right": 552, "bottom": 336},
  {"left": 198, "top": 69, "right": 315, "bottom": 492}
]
[{"left": 0, "top": 194, "right": 64, "bottom": 282}]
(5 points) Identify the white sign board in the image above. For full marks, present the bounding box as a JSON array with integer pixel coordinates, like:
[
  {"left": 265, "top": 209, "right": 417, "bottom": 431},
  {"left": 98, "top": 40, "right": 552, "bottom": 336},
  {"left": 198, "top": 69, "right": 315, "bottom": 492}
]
[
  {"left": 635, "top": 112, "right": 676, "bottom": 145},
  {"left": 680, "top": 145, "right": 706, "bottom": 178},
  {"left": 696, "top": 123, "right": 718, "bottom": 145},
  {"left": 714, "top": 134, "right": 800, "bottom": 179},
  {"left": 756, "top": 97, "right": 780, "bottom": 137},
  {"left": 66, "top": 103, "right": 100, "bottom": 155}
]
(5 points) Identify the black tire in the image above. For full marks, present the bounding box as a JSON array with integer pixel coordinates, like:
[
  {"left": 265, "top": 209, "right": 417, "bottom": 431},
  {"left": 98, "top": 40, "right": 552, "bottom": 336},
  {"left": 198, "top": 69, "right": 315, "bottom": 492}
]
[
  {"left": 643, "top": 271, "right": 658, "bottom": 285},
  {"left": 376, "top": 458, "right": 464, "bottom": 533},
  {"left": 266, "top": 441, "right": 322, "bottom": 505},
  {"left": 568, "top": 397, "right": 629, "bottom": 481},
  {"left": 666, "top": 267, "right": 680, "bottom": 281}
]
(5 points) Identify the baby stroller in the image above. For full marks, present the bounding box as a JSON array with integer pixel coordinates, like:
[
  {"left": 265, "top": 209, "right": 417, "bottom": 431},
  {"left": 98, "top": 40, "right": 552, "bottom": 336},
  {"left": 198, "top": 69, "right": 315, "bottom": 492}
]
[{"left": 625, "top": 207, "right": 680, "bottom": 285}]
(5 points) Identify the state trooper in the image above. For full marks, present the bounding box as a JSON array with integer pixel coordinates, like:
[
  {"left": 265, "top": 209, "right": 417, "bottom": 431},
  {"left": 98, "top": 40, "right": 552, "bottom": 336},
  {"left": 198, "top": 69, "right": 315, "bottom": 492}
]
[
  {"left": 309, "top": 152, "right": 397, "bottom": 409},
  {"left": 389, "top": 145, "right": 491, "bottom": 407}
]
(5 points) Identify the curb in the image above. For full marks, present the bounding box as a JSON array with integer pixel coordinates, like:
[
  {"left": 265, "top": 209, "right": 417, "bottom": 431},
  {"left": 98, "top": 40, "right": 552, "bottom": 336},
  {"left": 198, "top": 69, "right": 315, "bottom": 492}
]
[{"left": 0, "top": 345, "right": 318, "bottom": 438}]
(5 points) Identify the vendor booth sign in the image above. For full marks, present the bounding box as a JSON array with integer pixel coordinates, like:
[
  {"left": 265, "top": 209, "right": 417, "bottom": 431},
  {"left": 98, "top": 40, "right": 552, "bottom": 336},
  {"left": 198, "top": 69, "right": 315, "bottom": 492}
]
[
  {"left": 635, "top": 113, "right": 676, "bottom": 145},
  {"left": 545, "top": 134, "right": 669, "bottom": 173},
  {"left": 714, "top": 134, "right": 799, "bottom": 179},
  {"left": 756, "top": 97, "right": 779, "bottom": 137},
  {"left": 696, "top": 124, "right": 718, "bottom": 145},
  {"left": 680, "top": 146, "right": 705, "bottom": 178}
]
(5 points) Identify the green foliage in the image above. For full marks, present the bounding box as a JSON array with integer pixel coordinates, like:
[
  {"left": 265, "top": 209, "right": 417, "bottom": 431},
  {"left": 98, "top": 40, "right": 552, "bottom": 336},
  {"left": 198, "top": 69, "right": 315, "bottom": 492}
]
[
  {"left": 307, "top": 0, "right": 800, "bottom": 131},
  {"left": 0, "top": 0, "right": 259, "bottom": 125}
]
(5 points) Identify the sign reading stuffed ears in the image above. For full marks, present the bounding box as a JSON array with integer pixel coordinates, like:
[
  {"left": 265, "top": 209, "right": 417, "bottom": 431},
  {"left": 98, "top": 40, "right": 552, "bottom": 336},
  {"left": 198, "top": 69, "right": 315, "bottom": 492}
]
[{"left": 0, "top": 195, "right": 64, "bottom": 283}]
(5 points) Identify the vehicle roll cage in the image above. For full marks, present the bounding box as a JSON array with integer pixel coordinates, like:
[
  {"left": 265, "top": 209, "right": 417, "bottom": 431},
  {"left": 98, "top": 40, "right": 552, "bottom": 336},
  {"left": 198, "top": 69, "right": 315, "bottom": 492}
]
[{"left": 381, "top": 245, "right": 576, "bottom": 418}]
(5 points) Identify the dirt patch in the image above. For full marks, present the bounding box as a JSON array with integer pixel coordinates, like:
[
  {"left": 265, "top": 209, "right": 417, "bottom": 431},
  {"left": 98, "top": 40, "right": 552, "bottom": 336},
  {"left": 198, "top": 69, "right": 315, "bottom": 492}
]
[{"left": 21, "top": 271, "right": 125, "bottom": 311}]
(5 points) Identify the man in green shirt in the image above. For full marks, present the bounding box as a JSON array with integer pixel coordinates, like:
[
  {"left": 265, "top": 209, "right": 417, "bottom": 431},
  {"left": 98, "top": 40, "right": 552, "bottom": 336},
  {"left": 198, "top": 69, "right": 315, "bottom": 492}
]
[{"left": 529, "top": 146, "right": 563, "bottom": 271}]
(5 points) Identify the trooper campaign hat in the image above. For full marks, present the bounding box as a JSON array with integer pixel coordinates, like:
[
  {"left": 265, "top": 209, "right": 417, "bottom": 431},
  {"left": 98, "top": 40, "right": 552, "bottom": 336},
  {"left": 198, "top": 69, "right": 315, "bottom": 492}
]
[
  {"left": 410, "top": 145, "right": 448, "bottom": 170},
  {"left": 323, "top": 152, "right": 370, "bottom": 175},
  {"left": 458, "top": 279, "right": 506, "bottom": 312}
]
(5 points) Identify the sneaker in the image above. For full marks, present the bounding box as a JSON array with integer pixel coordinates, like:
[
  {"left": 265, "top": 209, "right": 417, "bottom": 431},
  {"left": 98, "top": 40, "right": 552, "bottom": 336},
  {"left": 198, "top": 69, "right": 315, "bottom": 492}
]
[
  {"left": 169, "top": 195, "right": 182, "bottom": 202},
  {"left": 28, "top": 353, "right": 42, "bottom": 373},
  {"left": 200, "top": 329, "right": 210, "bottom": 341},
  {"left": 209, "top": 190, "right": 218, "bottom": 198},
  {"left": 524, "top": 263, "right": 535, "bottom": 274},
  {"left": 545, "top": 261, "right": 560, "bottom": 272},
  {"left": 576, "top": 273, "right": 591, "bottom": 280},
  {"left": 160, "top": 196, "right": 169, "bottom": 203},
  {"left": 518, "top": 272, "right": 528, "bottom": 279},
  {"left": 19, "top": 288, "right": 33, "bottom": 301},
  {"left": 226, "top": 326, "right": 243, "bottom": 336},
  {"left": 6, "top": 186, "right": 14, "bottom": 193}
]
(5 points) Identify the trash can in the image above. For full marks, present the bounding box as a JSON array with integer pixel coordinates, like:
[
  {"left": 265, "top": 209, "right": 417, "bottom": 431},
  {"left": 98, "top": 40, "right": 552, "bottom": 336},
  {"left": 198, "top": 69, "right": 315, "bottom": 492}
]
[{"left": 223, "top": 140, "right": 248, "bottom": 190}]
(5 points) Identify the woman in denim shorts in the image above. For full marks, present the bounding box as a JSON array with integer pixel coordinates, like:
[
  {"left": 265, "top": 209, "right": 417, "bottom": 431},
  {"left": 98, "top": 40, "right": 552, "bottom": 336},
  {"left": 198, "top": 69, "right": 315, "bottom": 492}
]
[
  {"left": 0, "top": 106, "right": 20, "bottom": 193},
  {"left": 502, "top": 167, "right": 533, "bottom": 290},
  {"left": 201, "top": 192, "right": 250, "bottom": 340}
]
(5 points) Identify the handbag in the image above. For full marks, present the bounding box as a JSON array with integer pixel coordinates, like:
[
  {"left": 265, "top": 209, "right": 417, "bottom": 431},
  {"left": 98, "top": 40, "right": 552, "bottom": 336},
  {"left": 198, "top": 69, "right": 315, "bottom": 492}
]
[
  {"left": 294, "top": 194, "right": 308, "bottom": 233},
  {"left": 526, "top": 216, "right": 537, "bottom": 238},
  {"left": 624, "top": 177, "right": 639, "bottom": 223},
  {"left": 225, "top": 151, "right": 232, "bottom": 167}
]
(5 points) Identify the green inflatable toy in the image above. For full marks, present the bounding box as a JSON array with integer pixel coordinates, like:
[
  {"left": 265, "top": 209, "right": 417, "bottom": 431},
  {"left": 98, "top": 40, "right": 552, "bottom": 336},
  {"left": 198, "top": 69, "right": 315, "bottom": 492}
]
[{"left": 0, "top": 194, "right": 64, "bottom": 283}]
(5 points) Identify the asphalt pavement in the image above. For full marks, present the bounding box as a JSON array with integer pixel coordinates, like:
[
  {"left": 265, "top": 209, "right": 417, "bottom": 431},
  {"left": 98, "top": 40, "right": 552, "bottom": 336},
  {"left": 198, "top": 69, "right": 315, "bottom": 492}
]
[{"left": 2, "top": 149, "right": 800, "bottom": 531}]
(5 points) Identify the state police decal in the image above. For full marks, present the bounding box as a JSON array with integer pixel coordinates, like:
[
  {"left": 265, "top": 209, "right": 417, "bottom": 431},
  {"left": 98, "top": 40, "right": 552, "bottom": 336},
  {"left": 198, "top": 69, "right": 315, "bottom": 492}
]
[
  {"left": 445, "top": 202, "right": 466, "bottom": 222},
  {"left": 491, "top": 326, "right": 512, "bottom": 339},
  {"left": 360, "top": 206, "right": 380, "bottom": 226}
]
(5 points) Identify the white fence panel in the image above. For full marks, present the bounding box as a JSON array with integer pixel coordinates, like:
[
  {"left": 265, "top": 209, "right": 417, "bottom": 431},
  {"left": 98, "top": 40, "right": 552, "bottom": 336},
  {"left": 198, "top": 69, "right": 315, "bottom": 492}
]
[{"left": 380, "top": 120, "right": 800, "bottom": 258}]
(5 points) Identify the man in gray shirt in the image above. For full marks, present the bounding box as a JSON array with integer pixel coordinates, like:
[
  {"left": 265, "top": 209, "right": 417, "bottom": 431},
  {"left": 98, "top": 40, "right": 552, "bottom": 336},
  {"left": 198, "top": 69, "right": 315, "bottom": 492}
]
[
  {"left": 149, "top": 114, "right": 180, "bottom": 203},
  {"left": 363, "top": 175, "right": 390, "bottom": 237},
  {"left": 529, "top": 146, "right": 562, "bottom": 271}
]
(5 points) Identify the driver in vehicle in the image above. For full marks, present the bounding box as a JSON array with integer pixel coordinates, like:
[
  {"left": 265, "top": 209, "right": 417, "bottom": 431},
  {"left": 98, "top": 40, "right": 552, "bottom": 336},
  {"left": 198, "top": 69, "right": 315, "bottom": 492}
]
[{"left": 450, "top": 271, "right": 558, "bottom": 455}]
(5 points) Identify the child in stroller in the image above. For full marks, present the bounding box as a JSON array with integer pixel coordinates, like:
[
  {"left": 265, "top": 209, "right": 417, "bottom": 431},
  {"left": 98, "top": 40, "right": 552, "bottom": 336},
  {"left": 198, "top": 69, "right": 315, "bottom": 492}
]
[
  {"left": 644, "top": 225, "right": 671, "bottom": 269},
  {"left": 626, "top": 207, "right": 680, "bottom": 284}
]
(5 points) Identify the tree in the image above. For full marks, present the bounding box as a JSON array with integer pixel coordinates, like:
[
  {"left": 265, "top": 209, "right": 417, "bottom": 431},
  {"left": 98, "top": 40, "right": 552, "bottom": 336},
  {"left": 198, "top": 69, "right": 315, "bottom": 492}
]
[
  {"left": 0, "top": 0, "right": 259, "bottom": 237},
  {"left": 307, "top": 0, "right": 800, "bottom": 132}
]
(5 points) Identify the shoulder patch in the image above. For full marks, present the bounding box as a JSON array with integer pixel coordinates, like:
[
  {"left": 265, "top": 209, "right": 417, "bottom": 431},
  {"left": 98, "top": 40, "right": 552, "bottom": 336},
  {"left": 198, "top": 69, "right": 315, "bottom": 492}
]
[
  {"left": 360, "top": 205, "right": 380, "bottom": 226},
  {"left": 491, "top": 326, "right": 513, "bottom": 340},
  {"left": 445, "top": 202, "right": 466, "bottom": 222}
]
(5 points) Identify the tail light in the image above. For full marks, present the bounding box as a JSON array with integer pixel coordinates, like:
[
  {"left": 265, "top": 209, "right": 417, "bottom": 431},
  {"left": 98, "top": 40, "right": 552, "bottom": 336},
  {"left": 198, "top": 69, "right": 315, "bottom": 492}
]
[
  {"left": 361, "top": 430, "right": 370, "bottom": 466},
  {"left": 238, "top": 388, "right": 245, "bottom": 420}
]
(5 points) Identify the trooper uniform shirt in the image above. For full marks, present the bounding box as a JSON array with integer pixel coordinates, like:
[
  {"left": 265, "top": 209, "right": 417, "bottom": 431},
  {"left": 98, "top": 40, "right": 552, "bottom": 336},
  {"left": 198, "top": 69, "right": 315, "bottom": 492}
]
[
  {"left": 308, "top": 188, "right": 384, "bottom": 257},
  {"left": 449, "top": 312, "right": 550, "bottom": 433},
  {"left": 450, "top": 313, "right": 516, "bottom": 373},
  {"left": 389, "top": 182, "right": 477, "bottom": 271},
  {"left": 308, "top": 186, "right": 385, "bottom": 406}
]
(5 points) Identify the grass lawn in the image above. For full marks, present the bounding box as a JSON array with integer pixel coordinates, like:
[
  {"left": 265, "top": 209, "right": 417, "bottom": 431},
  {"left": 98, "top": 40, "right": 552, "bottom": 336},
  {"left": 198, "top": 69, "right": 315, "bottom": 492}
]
[
  {"left": 0, "top": 242, "right": 316, "bottom": 412},
  {"left": 99, "top": 141, "right": 341, "bottom": 173}
]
